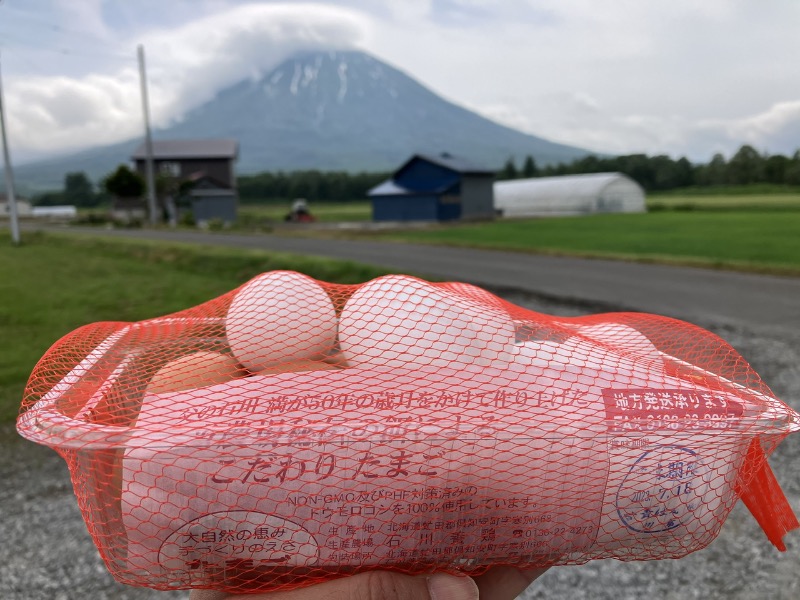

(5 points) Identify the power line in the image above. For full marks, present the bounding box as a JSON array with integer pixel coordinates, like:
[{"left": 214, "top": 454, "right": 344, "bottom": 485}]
[
  {"left": 0, "top": 31, "right": 133, "bottom": 63},
  {"left": 0, "top": 6, "right": 134, "bottom": 62},
  {"left": 3, "top": 4, "right": 115, "bottom": 41}
]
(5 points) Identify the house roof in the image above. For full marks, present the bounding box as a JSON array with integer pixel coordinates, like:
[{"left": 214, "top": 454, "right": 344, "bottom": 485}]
[
  {"left": 367, "top": 179, "right": 416, "bottom": 196},
  {"left": 131, "top": 139, "right": 238, "bottom": 160},
  {"left": 399, "top": 153, "right": 494, "bottom": 176},
  {"left": 184, "top": 171, "right": 231, "bottom": 189}
]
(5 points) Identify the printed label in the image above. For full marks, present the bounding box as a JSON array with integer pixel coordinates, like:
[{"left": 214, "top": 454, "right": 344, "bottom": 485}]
[
  {"left": 123, "top": 435, "right": 606, "bottom": 573},
  {"left": 159, "top": 512, "right": 318, "bottom": 570},
  {"left": 603, "top": 389, "right": 744, "bottom": 433}
]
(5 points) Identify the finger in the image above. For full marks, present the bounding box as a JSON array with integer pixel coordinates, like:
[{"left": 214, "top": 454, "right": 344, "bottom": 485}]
[
  {"left": 188, "top": 570, "right": 478, "bottom": 600},
  {"left": 473, "top": 566, "right": 550, "bottom": 600}
]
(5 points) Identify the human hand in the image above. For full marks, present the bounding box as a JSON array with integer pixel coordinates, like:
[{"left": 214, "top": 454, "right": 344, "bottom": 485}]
[{"left": 188, "top": 566, "right": 548, "bottom": 600}]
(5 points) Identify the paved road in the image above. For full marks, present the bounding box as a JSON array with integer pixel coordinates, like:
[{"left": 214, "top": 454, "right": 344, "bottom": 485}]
[{"left": 52, "top": 226, "right": 800, "bottom": 332}]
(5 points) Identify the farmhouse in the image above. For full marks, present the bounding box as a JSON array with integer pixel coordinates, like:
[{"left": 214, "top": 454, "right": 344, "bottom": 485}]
[
  {"left": 368, "top": 153, "right": 494, "bottom": 222},
  {"left": 494, "top": 172, "right": 646, "bottom": 217},
  {"left": 183, "top": 173, "right": 238, "bottom": 225},
  {"left": 0, "top": 196, "right": 32, "bottom": 217},
  {"left": 131, "top": 139, "right": 239, "bottom": 224}
]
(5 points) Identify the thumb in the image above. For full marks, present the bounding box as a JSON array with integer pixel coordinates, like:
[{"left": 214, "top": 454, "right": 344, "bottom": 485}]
[{"left": 190, "top": 570, "right": 479, "bottom": 600}]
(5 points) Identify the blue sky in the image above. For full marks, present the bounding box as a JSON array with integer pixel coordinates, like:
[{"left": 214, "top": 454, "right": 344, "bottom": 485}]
[{"left": 1, "top": 0, "right": 799, "bottom": 163}]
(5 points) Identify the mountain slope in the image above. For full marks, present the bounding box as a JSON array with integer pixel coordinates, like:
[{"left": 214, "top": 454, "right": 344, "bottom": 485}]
[
  {"left": 168, "top": 49, "right": 591, "bottom": 173},
  {"left": 14, "top": 50, "right": 593, "bottom": 191}
]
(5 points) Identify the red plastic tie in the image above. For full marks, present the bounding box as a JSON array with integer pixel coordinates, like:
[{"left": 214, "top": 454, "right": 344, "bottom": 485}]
[{"left": 736, "top": 437, "right": 799, "bottom": 551}]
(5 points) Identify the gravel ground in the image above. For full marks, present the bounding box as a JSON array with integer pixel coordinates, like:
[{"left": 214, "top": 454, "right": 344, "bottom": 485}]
[{"left": 2, "top": 291, "right": 798, "bottom": 600}]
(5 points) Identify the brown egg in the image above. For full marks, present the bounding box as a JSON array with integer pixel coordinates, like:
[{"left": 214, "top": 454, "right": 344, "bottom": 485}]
[
  {"left": 258, "top": 359, "right": 343, "bottom": 374},
  {"left": 147, "top": 351, "right": 246, "bottom": 394}
]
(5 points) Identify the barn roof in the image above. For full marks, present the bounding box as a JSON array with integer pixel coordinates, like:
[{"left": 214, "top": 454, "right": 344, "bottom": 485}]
[
  {"left": 367, "top": 180, "right": 416, "bottom": 196},
  {"left": 131, "top": 139, "right": 238, "bottom": 160},
  {"left": 398, "top": 153, "right": 494, "bottom": 176}
]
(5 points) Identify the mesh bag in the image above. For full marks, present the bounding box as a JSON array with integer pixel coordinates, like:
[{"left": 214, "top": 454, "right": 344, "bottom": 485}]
[{"left": 17, "top": 271, "right": 800, "bottom": 593}]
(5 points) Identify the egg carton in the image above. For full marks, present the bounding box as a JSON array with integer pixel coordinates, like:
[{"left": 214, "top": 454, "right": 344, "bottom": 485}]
[{"left": 17, "top": 272, "right": 800, "bottom": 593}]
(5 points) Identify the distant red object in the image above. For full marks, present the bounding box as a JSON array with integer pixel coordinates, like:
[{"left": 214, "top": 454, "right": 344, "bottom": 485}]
[{"left": 284, "top": 209, "right": 316, "bottom": 223}]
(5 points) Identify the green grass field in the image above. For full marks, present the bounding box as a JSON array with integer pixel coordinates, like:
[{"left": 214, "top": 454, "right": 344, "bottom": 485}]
[
  {"left": 0, "top": 232, "right": 391, "bottom": 423},
  {"left": 647, "top": 193, "right": 800, "bottom": 211},
  {"left": 271, "top": 193, "right": 799, "bottom": 274},
  {"left": 239, "top": 201, "right": 372, "bottom": 224},
  {"left": 356, "top": 211, "right": 800, "bottom": 275}
]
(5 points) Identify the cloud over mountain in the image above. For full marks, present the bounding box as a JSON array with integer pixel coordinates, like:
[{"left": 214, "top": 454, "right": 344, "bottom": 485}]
[{"left": 6, "top": 3, "right": 368, "bottom": 159}]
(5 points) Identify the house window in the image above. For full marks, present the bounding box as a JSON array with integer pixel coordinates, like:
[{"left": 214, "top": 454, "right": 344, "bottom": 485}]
[{"left": 159, "top": 161, "right": 181, "bottom": 177}]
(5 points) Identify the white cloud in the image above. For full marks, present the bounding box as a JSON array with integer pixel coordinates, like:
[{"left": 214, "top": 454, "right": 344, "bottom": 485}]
[
  {"left": 141, "top": 3, "right": 367, "bottom": 123},
  {"left": 475, "top": 100, "right": 800, "bottom": 163},
  {"left": 398, "top": 0, "right": 800, "bottom": 161},
  {"left": 3, "top": 0, "right": 800, "bottom": 163},
  {"left": 5, "top": 2, "right": 368, "bottom": 157},
  {"left": 8, "top": 71, "right": 142, "bottom": 155},
  {"left": 694, "top": 101, "right": 800, "bottom": 158}
]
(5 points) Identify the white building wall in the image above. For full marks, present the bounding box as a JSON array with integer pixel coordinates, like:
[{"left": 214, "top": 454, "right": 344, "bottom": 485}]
[{"left": 0, "top": 200, "right": 33, "bottom": 216}]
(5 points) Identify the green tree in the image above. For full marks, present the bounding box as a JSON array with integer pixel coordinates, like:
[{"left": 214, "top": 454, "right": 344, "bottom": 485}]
[
  {"left": 616, "top": 154, "right": 656, "bottom": 190},
  {"left": 32, "top": 191, "right": 66, "bottom": 207},
  {"left": 785, "top": 150, "right": 800, "bottom": 185},
  {"left": 102, "top": 165, "right": 145, "bottom": 198},
  {"left": 727, "top": 144, "right": 764, "bottom": 184},
  {"left": 695, "top": 153, "right": 727, "bottom": 186},
  {"left": 64, "top": 171, "right": 99, "bottom": 207},
  {"left": 522, "top": 155, "right": 538, "bottom": 178},
  {"left": 763, "top": 154, "right": 789, "bottom": 184},
  {"left": 499, "top": 157, "right": 518, "bottom": 180}
]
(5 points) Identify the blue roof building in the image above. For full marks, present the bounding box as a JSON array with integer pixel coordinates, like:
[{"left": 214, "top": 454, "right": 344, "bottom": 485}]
[{"left": 368, "top": 153, "right": 495, "bottom": 222}]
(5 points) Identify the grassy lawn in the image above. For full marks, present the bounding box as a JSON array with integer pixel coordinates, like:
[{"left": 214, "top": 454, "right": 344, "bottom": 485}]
[
  {"left": 360, "top": 211, "right": 800, "bottom": 274},
  {"left": 0, "top": 231, "right": 391, "bottom": 423}
]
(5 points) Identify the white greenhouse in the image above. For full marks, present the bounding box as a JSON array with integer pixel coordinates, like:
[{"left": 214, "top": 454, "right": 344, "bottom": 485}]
[{"left": 494, "top": 172, "right": 646, "bottom": 218}]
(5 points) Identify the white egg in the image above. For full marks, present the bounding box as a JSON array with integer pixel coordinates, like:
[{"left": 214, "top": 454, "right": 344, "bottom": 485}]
[
  {"left": 510, "top": 337, "right": 662, "bottom": 387},
  {"left": 566, "top": 322, "right": 661, "bottom": 358},
  {"left": 435, "top": 281, "right": 505, "bottom": 307},
  {"left": 225, "top": 271, "right": 338, "bottom": 372},
  {"left": 339, "top": 274, "right": 515, "bottom": 368}
]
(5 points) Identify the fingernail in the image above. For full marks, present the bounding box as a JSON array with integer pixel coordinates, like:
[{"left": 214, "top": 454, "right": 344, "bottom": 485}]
[{"left": 427, "top": 573, "right": 479, "bottom": 600}]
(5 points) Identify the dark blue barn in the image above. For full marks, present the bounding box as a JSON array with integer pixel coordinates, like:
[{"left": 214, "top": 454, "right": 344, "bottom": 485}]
[{"left": 368, "top": 153, "right": 495, "bottom": 222}]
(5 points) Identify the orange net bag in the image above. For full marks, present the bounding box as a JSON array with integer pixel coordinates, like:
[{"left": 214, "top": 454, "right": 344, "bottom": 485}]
[{"left": 17, "top": 271, "right": 800, "bottom": 593}]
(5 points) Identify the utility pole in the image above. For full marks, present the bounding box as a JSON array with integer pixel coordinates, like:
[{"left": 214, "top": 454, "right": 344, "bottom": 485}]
[
  {"left": 0, "top": 50, "right": 20, "bottom": 245},
  {"left": 137, "top": 44, "right": 157, "bottom": 225}
]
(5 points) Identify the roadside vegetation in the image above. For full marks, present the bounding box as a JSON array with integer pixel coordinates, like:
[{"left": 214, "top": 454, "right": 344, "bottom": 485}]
[{"left": 0, "top": 232, "right": 391, "bottom": 423}]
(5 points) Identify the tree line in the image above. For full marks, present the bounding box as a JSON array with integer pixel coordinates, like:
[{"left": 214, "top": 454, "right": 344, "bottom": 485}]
[
  {"left": 236, "top": 170, "right": 390, "bottom": 203},
  {"left": 30, "top": 144, "right": 800, "bottom": 207},
  {"left": 497, "top": 145, "right": 800, "bottom": 191}
]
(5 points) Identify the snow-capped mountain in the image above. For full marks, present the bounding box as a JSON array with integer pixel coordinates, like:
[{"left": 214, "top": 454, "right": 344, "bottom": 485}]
[
  {"left": 15, "top": 50, "right": 592, "bottom": 190},
  {"left": 168, "top": 49, "right": 591, "bottom": 173}
]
